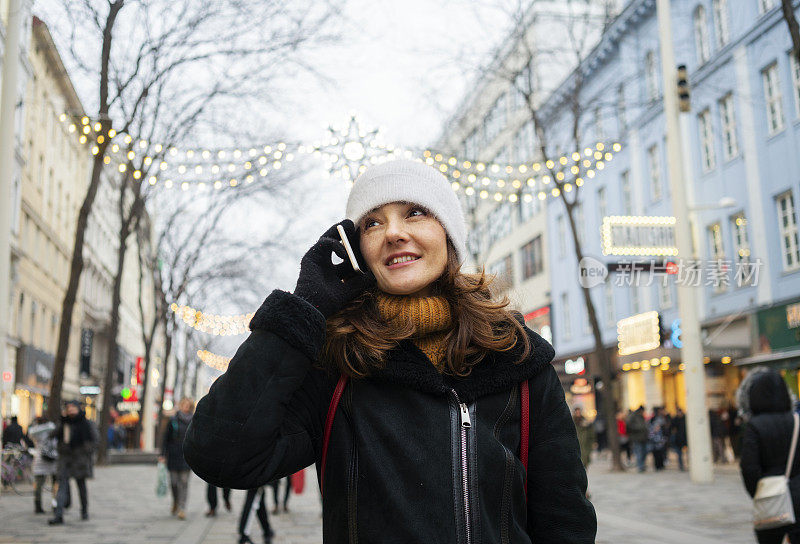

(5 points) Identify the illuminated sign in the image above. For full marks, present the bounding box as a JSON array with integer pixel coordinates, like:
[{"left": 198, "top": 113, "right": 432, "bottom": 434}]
[
  {"left": 617, "top": 311, "right": 661, "bottom": 356},
  {"left": 564, "top": 357, "right": 585, "bottom": 375},
  {"left": 570, "top": 378, "right": 592, "bottom": 395},
  {"left": 787, "top": 303, "right": 800, "bottom": 329},
  {"left": 601, "top": 216, "right": 677, "bottom": 256},
  {"left": 79, "top": 385, "right": 101, "bottom": 395}
]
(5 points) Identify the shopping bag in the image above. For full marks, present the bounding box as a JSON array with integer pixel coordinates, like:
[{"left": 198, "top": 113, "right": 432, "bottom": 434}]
[
  {"left": 290, "top": 469, "right": 305, "bottom": 494},
  {"left": 156, "top": 461, "right": 168, "bottom": 497}
]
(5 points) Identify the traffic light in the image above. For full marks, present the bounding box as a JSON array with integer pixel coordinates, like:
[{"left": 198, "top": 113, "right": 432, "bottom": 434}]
[{"left": 677, "top": 64, "right": 691, "bottom": 112}]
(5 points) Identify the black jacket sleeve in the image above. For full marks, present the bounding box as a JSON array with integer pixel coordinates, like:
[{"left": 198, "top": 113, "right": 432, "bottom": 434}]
[
  {"left": 526, "top": 364, "right": 597, "bottom": 543},
  {"left": 183, "top": 290, "right": 333, "bottom": 489},
  {"left": 740, "top": 421, "right": 763, "bottom": 497}
]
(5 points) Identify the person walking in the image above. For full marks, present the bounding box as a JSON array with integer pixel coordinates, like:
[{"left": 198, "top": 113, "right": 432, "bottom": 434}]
[
  {"left": 671, "top": 407, "right": 687, "bottom": 471},
  {"left": 2, "top": 415, "right": 32, "bottom": 449},
  {"left": 237, "top": 486, "right": 274, "bottom": 544},
  {"left": 627, "top": 406, "right": 649, "bottom": 472},
  {"left": 710, "top": 409, "right": 727, "bottom": 463},
  {"left": 184, "top": 159, "right": 596, "bottom": 543},
  {"left": 573, "top": 407, "right": 595, "bottom": 469},
  {"left": 205, "top": 483, "right": 232, "bottom": 517},
  {"left": 48, "top": 400, "right": 98, "bottom": 525},
  {"left": 648, "top": 407, "right": 669, "bottom": 471},
  {"left": 28, "top": 417, "right": 58, "bottom": 514},
  {"left": 160, "top": 397, "right": 194, "bottom": 520},
  {"left": 268, "top": 477, "right": 291, "bottom": 514},
  {"left": 739, "top": 368, "right": 800, "bottom": 544},
  {"left": 616, "top": 411, "right": 630, "bottom": 464}
]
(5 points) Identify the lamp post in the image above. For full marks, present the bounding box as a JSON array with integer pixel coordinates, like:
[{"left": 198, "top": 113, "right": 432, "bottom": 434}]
[{"left": 656, "top": 0, "right": 714, "bottom": 483}]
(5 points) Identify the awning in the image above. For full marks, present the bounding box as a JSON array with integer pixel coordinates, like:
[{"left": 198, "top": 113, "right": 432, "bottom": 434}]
[{"left": 736, "top": 347, "right": 800, "bottom": 367}]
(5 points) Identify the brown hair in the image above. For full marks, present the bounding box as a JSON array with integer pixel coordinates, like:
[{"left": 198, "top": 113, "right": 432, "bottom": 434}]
[{"left": 321, "top": 244, "right": 531, "bottom": 377}]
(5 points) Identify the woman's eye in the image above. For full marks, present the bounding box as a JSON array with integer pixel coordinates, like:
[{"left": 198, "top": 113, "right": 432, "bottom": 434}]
[
  {"left": 363, "top": 219, "right": 379, "bottom": 229},
  {"left": 408, "top": 208, "right": 427, "bottom": 218}
]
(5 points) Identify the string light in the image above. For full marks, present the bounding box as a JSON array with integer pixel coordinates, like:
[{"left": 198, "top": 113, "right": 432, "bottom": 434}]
[
  {"left": 197, "top": 350, "right": 231, "bottom": 371},
  {"left": 170, "top": 303, "right": 254, "bottom": 336}
]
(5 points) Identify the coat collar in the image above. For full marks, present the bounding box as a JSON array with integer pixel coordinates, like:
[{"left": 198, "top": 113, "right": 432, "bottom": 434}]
[{"left": 366, "top": 326, "right": 555, "bottom": 404}]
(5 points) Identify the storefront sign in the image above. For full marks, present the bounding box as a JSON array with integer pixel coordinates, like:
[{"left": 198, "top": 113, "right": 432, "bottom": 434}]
[
  {"left": 116, "top": 401, "right": 141, "bottom": 412},
  {"left": 617, "top": 311, "right": 661, "bottom": 356},
  {"left": 80, "top": 385, "right": 101, "bottom": 395},
  {"left": 601, "top": 216, "right": 677, "bottom": 256},
  {"left": 564, "top": 357, "right": 585, "bottom": 375},
  {"left": 16, "top": 345, "right": 54, "bottom": 395}
]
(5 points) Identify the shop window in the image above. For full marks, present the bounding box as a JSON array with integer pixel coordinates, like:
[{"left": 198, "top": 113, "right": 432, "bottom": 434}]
[{"left": 776, "top": 192, "right": 800, "bottom": 271}]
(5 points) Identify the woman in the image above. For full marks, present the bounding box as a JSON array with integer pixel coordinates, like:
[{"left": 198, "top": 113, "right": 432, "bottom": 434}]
[
  {"left": 160, "top": 397, "right": 194, "bottom": 520},
  {"left": 184, "top": 159, "right": 596, "bottom": 542},
  {"left": 739, "top": 368, "right": 800, "bottom": 544},
  {"left": 28, "top": 416, "right": 58, "bottom": 514}
]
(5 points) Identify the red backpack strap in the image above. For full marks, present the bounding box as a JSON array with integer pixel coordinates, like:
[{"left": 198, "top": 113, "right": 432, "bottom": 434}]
[
  {"left": 520, "top": 380, "right": 530, "bottom": 498},
  {"left": 320, "top": 374, "right": 349, "bottom": 496}
]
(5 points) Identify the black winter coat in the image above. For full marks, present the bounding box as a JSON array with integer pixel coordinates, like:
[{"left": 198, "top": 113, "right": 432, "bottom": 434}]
[
  {"left": 163, "top": 412, "right": 192, "bottom": 472},
  {"left": 741, "top": 412, "right": 800, "bottom": 517},
  {"left": 56, "top": 413, "right": 98, "bottom": 480},
  {"left": 184, "top": 290, "right": 596, "bottom": 543}
]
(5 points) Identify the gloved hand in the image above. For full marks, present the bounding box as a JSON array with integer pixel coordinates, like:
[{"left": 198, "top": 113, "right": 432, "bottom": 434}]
[{"left": 293, "top": 220, "right": 374, "bottom": 318}]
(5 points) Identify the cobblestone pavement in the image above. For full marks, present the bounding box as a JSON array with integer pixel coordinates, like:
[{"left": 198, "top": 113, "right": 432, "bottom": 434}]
[{"left": 0, "top": 458, "right": 757, "bottom": 543}]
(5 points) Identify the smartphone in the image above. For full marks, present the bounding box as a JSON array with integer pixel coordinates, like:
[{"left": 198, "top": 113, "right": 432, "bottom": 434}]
[{"left": 336, "top": 224, "right": 361, "bottom": 273}]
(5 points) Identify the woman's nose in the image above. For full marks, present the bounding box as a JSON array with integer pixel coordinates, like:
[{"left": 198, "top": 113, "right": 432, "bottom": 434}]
[{"left": 383, "top": 217, "right": 408, "bottom": 243}]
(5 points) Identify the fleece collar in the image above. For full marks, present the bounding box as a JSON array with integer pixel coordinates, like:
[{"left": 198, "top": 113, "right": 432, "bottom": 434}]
[{"left": 368, "top": 325, "right": 555, "bottom": 404}]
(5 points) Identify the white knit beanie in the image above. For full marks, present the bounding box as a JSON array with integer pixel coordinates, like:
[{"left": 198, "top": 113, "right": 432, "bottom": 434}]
[{"left": 345, "top": 159, "right": 468, "bottom": 263}]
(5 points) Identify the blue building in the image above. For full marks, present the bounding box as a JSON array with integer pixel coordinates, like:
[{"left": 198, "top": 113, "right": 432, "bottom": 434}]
[{"left": 540, "top": 0, "right": 800, "bottom": 413}]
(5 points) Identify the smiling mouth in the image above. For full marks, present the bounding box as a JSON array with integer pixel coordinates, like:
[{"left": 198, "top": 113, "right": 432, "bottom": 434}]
[{"left": 386, "top": 255, "right": 420, "bottom": 267}]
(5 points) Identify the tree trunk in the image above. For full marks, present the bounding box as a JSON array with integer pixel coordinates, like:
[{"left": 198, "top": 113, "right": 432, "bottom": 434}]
[
  {"left": 157, "top": 320, "right": 173, "bottom": 428},
  {"left": 782, "top": 0, "right": 800, "bottom": 66},
  {"left": 47, "top": 1, "right": 124, "bottom": 421},
  {"left": 564, "top": 201, "right": 625, "bottom": 471}
]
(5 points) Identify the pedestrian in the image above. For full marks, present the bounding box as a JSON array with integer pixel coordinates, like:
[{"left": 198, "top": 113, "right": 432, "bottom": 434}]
[
  {"left": 159, "top": 397, "right": 194, "bottom": 520},
  {"left": 48, "top": 400, "right": 98, "bottom": 525},
  {"left": 237, "top": 486, "right": 274, "bottom": 544},
  {"left": 28, "top": 416, "right": 58, "bottom": 514},
  {"left": 648, "top": 407, "right": 668, "bottom": 471},
  {"left": 2, "top": 415, "right": 32, "bottom": 449},
  {"left": 671, "top": 407, "right": 687, "bottom": 471},
  {"left": 738, "top": 368, "right": 800, "bottom": 544},
  {"left": 205, "top": 483, "right": 232, "bottom": 517},
  {"left": 710, "top": 409, "right": 727, "bottom": 463},
  {"left": 268, "top": 477, "right": 291, "bottom": 514},
  {"left": 573, "top": 407, "right": 595, "bottom": 468},
  {"left": 184, "top": 159, "right": 596, "bottom": 542},
  {"left": 616, "top": 411, "right": 630, "bottom": 464},
  {"left": 593, "top": 412, "right": 607, "bottom": 455},
  {"left": 627, "top": 406, "right": 649, "bottom": 472}
]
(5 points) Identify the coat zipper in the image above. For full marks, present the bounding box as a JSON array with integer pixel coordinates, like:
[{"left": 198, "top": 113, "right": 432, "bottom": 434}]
[{"left": 451, "top": 389, "right": 472, "bottom": 544}]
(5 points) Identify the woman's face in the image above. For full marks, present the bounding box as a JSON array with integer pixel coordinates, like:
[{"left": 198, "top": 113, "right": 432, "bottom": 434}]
[{"left": 359, "top": 201, "right": 448, "bottom": 297}]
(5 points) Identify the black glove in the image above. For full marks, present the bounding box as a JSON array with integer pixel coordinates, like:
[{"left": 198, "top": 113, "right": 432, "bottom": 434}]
[{"left": 293, "top": 220, "right": 374, "bottom": 318}]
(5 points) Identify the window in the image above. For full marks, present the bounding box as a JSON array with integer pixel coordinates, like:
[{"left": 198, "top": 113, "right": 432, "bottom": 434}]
[
  {"left": 597, "top": 187, "right": 607, "bottom": 224},
  {"left": 694, "top": 6, "right": 711, "bottom": 65},
  {"left": 698, "top": 109, "right": 716, "bottom": 171},
  {"left": 731, "top": 213, "right": 753, "bottom": 285},
  {"left": 645, "top": 50, "right": 659, "bottom": 101},
  {"left": 708, "top": 222, "right": 725, "bottom": 260},
  {"left": 487, "top": 203, "right": 512, "bottom": 245},
  {"left": 557, "top": 214, "right": 567, "bottom": 257},
  {"left": 719, "top": 93, "right": 738, "bottom": 159},
  {"left": 521, "top": 236, "right": 544, "bottom": 279},
  {"left": 604, "top": 282, "right": 615, "bottom": 326},
  {"left": 616, "top": 83, "right": 627, "bottom": 133},
  {"left": 712, "top": 0, "right": 729, "bottom": 48},
  {"left": 791, "top": 53, "right": 800, "bottom": 119},
  {"left": 561, "top": 292, "right": 572, "bottom": 340},
  {"left": 657, "top": 279, "right": 673, "bottom": 308},
  {"left": 647, "top": 145, "right": 662, "bottom": 201},
  {"left": 490, "top": 254, "right": 514, "bottom": 286},
  {"left": 777, "top": 192, "right": 800, "bottom": 271},
  {"left": 758, "top": 0, "right": 775, "bottom": 14},
  {"left": 621, "top": 171, "right": 633, "bottom": 215},
  {"left": 763, "top": 63, "right": 785, "bottom": 135}
]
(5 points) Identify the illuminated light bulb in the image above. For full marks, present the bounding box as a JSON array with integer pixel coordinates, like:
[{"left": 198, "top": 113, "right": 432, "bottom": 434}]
[
  {"left": 532, "top": 163, "right": 541, "bottom": 171},
  {"left": 133, "top": 170, "right": 141, "bottom": 179},
  {"left": 509, "top": 194, "right": 518, "bottom": 203},
  {"left": 572, "top": 152, "right": 581, "bottom": 161},
  {"left": 227, "top": 164, "right": 235, "bottom": 172},
  {"left": 564, "top": 183, "right": 573, "bottom": 192},
  {"left": 233, "top": 149, "right": 242, "bottom": 158},
  {"left": 68, "top": 124, "right": 76, "bottom": 133},
  {"left": 594, "top": 151, "right": 603, "bottom": 160},
  {"left": 109, "top": 144, "right": 118, "bottom": 153},
  {"left": 230, "top": 179, "right": 238, "bottom": 187},
  {"left": 526, "top": 178, "right": 535, "bottom": 187},
  {"left": 605, "top": 152, "right": 613, "bottom": 161},
  {"left": 214, "top": 180, "right": 222, "bottom": 190},
  {"left": 490, "top": 164, "right": 500, "bottom": 173},
  {"left": 596, "top": 142, "right": 605, "bottom": 151},
  {"left": 201, "top": 150, "right": 210, "bottom": 159},
  {"left": 273, "top": 161, "right": 282, "bottom": 169},
  {"left": 494, "top": 192, "right": 503, "bottom": 201},
  {"left": 185, "top": 149, "right": 195, "bottom": 158},
  {"left": 103, "top": 156, "right": 111, "bottom": 164},
  {"left": 523, "top": 193, "right": 533, "bottom": 202},
  {"left": 97, "top": 135, "right": 105, "bottom": 144},
  {"left": 587, "top": 170, "right": 595, "bottom": 178},
  {"left": 244, "top": 161, "right": 252, "bottom": 170},
  {"left": 476, "top": 163, "right": 485, "bottom": 172},
  {"left": 584, "top": 148, "right": 592, "bottom": 156},
  {"left": 159, "top": 161, "right": 168, "bottom": 171},
  {"left": 434, "top": 153, "right": 443, "bottom": 162},
  {"left": 144, "top": 156, "right": 152, "bottom": 165},
  {"left": 126, "top": 150, "right": 135, "bottom": 160},
  {"left": 263, "top": 146, "right": 272, "bottom": 154},
  {"left": 495, "top": 179, "right": 505, "bottom": 188},
  {"left": 512, "top": 179, "right": 521, "bottom": 189},
  {"left": 118, "top": 164, "right": 127, "bottom": 172},
  {"left": 555, "top": 171, "right": 565, "bottom": 181},
  {"left": 181, "top": 182, "right": 189, "bottom": 191},
  {"left": 576, "top": 178, "right": 584, "bottom": 187},
  {"left": 571, "top": 165, "right": 580, "bottom": 175},
  {"left": 59, "top": 113, "right": 67, "bottom": 122},
  {"left": 467, "top": 173, "right": 477, "bottom": 182},
  {"left": 93, "top": 122, "right": 102, "bottom": 131},
  {"left": 91, "top": 146, "right": 99, "bottom": 155},
  {"left": 559, "top": 156, "right": 567, "bottom": 165},
  {"left": 425, "top": 157, "right": 434, "bottom": 165},
  {"left": 538, "top": 191, "right": 546, "bottom": 200},
  {"left": 273, "top": 150, "right": 282, "bottom": 159},
  {"left": 505, "top": 166, "right": 513, "bottom": 174},
  {"left": 217, "top": 150, "right": 226, "bottom": 159},
  {"left": 545, "top": 160, "right": 554, "bottom": 169},
  {"left": 246, "top": 175, "right": 254, "bottom": 184},
  {"left": 465, "top": 187, "right": 475, "bottom": 196},
  {"left": 519, "top": 165, "right": 527, "bottom": 173},
  {"left": 439, "top": 164, "right": 447, "bottom": 173},
  {"left": 451, "top": 182, "right": 460, "bottom": 191},
  {"left": 463, "top": 161, "right": 471, "bottom": 168},
  {"left": 542, "top": 175, "right": 551, "bottom": 184},
  {"left": 286, "top": 153, "right": 294, "bottom": 162},
  {"left": 81, "top": 117, "right": 89, "bottom": 125},
  {"left": 453, "top": 170, "right": 461, "bottom": 178},
  {"left": 277, "top": 142, "right": 286, "bottom": 151},
  {"left": 479, "top": 190, "right": 489, "bottom": 199},
  {"left": 178, "top": 165, "right": 187, "bottom": 174},
  {"left": 583, "top": 159, "right": 591, "bottom": 167},
  {"left": 448, "top": 157, "right": 456, "bottom": 166},
  {"left": 482, "top": 177, "right": 490, "bottom": 186},
  {"left": 148, "top": 176, "right": 157, "bottom": 185},
  {"left": 613, "top": 142, "right": 622, "bottom": 152},
  {"left": 155, "top": 144, "right": 163, "bottom": 152},
  {"left": 260, "top": 168, "right": 268, "bottom": 177},
  {"left": 164, "top": 179, "right": 173, "bottom": 188},
  {"left": 110, "top": 130, "right": 118, "bottom": 138},
  {"left": 596, "top": 161, "right": 605, "bottom": 170},
  {"left": 82, "top": 125, "right": 90, "bottom": 135},
  {"left": 79, "top": 135, "right": 87, "bottom": 144},
  {"left": 551, "top": 187, "right": 560, "bottom": 197}
]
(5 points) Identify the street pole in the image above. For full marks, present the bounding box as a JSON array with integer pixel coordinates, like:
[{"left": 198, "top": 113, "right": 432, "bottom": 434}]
[
  {"left": 656, "top": 0, "right": 714, "bottom": 483},
  {"left": 0, "top": 0, "right": 25, "bottom": 422}
]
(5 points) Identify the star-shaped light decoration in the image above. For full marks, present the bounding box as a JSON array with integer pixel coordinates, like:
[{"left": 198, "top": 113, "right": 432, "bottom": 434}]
[{"left": 304, "top": 114, "right": 413, "bottom": 184}]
